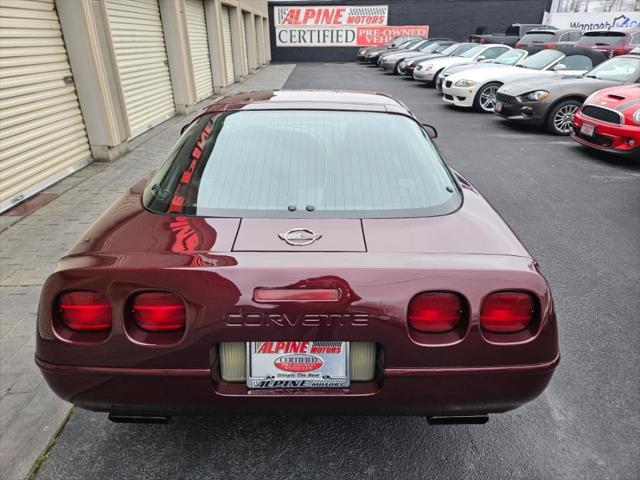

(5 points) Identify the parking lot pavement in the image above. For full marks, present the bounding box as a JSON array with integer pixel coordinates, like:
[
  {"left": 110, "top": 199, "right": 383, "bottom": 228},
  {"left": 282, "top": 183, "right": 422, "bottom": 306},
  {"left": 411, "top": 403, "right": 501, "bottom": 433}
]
[
  {"left": 0, "top": 64, "right": 295, "bottom": 480},
  {"left": 30, "top": 63, "right": 640, "bottom": 480}
]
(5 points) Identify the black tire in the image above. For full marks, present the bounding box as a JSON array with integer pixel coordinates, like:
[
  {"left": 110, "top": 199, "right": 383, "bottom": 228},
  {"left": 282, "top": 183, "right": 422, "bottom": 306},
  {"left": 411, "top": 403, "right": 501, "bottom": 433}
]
[
  {"left": 473, "top": 82, "right": 502, "bottom": 113},
  {"left": 430, "top": 69, "right": 443, "bottom": 88},
  {"left": 393, "top": 61, "right": 401, "bottom": 75},
  {"left": 545, "top": 99, "right": 582, "bottom": 136}
]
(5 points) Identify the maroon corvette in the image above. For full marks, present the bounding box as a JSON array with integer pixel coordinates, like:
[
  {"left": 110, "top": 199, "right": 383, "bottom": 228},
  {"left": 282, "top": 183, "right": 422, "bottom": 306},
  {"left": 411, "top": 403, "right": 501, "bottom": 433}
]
[{"left": 36, "top": 90, "right": 559, "bottom": 424}]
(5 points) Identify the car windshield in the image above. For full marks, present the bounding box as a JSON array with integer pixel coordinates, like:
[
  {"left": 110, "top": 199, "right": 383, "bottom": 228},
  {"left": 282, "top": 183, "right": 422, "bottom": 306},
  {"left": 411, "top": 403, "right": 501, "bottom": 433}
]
[
  {"left": 438, "top": 44, "right": 461, "bottom": 55},
  {"left": 578, "top": 32, "right": 626, "bottom": 46},
  {"left": 397, "top": 40, "right": 414, "bottom": 49},
  {"left": 585, "top": 56, "right": 640, "bottom": 81},
  {"left": 144, "top": 110, "right": 461, "bottom": 219},
  {"left": 518, "top": 49, "right": 564, "bottom": 69},
  {"left": 519, "top": 32, "right": 556, "bottom": 43},
  {"left": 459, "top": 45, "right": 486, "bottom": 58},
  {"left": 418, "top": 42, "right": 441, "bottom": 53},
  {"left": 493, "top": 49, "right": 526, "bottom": 64},
  {"left": 408, "top": 40, "right": 428, "bottom": 51},
  {"left": 452, "top": 44, "right": 476, "bottom": 56}
]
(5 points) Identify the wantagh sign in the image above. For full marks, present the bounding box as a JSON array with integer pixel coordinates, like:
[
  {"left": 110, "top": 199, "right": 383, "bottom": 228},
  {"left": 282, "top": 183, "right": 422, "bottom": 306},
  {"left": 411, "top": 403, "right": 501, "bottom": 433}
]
[{"left": 274, "top": 5, "right": 428, "bottom": 47}]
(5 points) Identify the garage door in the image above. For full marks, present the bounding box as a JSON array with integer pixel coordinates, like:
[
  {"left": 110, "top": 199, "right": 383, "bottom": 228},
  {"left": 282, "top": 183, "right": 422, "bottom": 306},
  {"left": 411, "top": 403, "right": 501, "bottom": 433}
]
[
  {"left": 105, "top": 0, "right": 175, "bottom": 138},
  {"left": 185, "top": 0, "right": 213, "bottom": 101},
  {"left": 0, "top": 0, "right": 91, "bottom": 212},
  {"left": 221, "top": 5, "right": 234, "bottom": 85}
]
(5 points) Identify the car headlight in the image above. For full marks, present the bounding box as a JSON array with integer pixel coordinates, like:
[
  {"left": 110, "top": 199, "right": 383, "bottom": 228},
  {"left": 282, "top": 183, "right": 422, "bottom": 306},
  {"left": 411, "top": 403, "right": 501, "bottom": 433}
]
[
  {"left": 455, "top": 79, "right": 476, "bottom": 87},
  {"left": 521, "top": 90, "right": 550, "bottom": 102},
  {"left": 633, "top": 108, "right": 640, "bottom": 125},
  {"left": 422, "top": 64, "right": 433, "bottom": 71}
]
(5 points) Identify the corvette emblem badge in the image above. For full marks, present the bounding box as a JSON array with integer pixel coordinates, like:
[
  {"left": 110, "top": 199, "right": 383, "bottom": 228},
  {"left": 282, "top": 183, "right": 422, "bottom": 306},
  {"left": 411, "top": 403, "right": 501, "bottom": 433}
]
[{"left": 278, "top": 228, "right": 322, "bottom": 246}]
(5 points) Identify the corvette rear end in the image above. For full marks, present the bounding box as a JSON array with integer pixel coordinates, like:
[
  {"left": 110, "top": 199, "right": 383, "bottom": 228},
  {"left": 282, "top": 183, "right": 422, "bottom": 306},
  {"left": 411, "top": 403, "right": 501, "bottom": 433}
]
[{"left": 36, "top": 90, "right": 559, "bottom": 420}]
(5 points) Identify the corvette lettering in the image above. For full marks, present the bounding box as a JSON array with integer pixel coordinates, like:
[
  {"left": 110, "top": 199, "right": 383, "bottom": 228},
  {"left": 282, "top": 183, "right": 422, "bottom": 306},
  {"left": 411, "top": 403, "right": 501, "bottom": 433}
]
[{"left": 224, "top": 312, "right": 371, "bottom": 327}]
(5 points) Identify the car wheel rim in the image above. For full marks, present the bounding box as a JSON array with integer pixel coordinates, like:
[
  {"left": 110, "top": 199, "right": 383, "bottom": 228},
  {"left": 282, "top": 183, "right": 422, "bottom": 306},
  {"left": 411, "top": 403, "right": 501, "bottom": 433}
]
[
  {"left": 480, "top": 86, "right": 498, "bottom": 111},
  {"left": 554, "top": 105, "right": 579, "bottom": 134}
]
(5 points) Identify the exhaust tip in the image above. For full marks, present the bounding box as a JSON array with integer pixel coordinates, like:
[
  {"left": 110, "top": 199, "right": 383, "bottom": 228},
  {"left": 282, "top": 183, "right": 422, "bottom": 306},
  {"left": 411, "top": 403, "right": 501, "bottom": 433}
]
[
  {"left": 427, "top": 415, "right": 488, "bottom": 425},
  {"left": 108, "top": 413, "right": 171, "bottom": 424}
]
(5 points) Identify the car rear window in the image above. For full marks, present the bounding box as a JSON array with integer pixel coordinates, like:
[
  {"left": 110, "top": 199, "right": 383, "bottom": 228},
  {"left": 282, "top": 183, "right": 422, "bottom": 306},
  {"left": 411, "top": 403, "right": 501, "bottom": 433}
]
[
  {"left": 578, "top": 32, "right": 626, "bottom": 46},
  {"left": 519, "top": 32, "right": 556, "bottom": 43},
  {"left": 144, "top": 110, "right": 461, "bottom": 219}
]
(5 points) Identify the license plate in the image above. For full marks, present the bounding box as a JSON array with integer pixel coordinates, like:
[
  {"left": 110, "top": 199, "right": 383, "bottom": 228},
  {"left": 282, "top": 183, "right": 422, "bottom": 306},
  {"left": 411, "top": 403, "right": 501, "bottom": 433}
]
[
  {"left": 247, "top": 341, "right": 349, "bottom": 389},
  {"left": 495, "top": 101, "right": 502, "bottom": 112},
  {"left": 580, "top": 122, "right": 595, "bottom": 137}
]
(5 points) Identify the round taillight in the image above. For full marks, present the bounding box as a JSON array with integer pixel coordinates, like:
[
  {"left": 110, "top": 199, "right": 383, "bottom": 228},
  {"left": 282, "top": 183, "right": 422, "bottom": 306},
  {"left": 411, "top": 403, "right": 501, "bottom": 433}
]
[
  {"left": 408, "top": 292, "right": 463, "bottom": 333},
  {"left": 58, "top": 291, "right": 112, "bottom": 331},
  {"left": 131, "top": 292, "right": 186, "bottom": 332},
  {"left": 480, "top": 292, "right": 535, "bottom": 333}
]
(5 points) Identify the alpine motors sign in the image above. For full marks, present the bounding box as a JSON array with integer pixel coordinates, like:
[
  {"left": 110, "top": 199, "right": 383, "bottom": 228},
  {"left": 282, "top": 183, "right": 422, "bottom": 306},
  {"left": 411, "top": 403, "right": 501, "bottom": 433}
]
[{"left": 274, "top": 5, "right": 429, "bottom": 47}]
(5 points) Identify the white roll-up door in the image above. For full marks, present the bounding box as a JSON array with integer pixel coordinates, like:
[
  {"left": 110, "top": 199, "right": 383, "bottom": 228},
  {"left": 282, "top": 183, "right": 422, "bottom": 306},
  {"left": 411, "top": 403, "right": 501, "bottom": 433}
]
[
  {"left": 0, "top": 0, "right": 91, "bottom": 212},
  {"left": 185, "top": 0, "right": 213, "bottom": 101},
  {"left": 221, "top": 5, "right": 234, "bottom": 85},
  {"left": 105, "top": 0, "right": 175, "bottom": 138}
]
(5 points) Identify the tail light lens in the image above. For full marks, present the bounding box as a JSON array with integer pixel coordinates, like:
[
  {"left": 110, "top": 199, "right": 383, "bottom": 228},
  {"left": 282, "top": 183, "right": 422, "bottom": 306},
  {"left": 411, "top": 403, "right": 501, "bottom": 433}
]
[
  {"left": 132, "top": 292, "right": 186, "bottom": 332},
  {"left": 480, "top": 292, "right": 534, "bottom": 333},
  {"left": 408, "top": 292, "right": 463, "bottom": 333},
  {"left": 58, "top": 291, "right": 112, "bottom": 331},
  {"left": 515, "top": 43, "right": 521, "bottom": 48}
]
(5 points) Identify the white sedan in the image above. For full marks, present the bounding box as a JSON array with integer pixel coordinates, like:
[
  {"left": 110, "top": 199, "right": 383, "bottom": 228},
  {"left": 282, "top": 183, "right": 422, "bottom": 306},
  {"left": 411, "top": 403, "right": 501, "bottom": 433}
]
[
  {"left": 441, "top": 48, "right": 596, "bottom": 113},
  {"left": 412, "top": 44, "right": 512, "bottom": 85}
]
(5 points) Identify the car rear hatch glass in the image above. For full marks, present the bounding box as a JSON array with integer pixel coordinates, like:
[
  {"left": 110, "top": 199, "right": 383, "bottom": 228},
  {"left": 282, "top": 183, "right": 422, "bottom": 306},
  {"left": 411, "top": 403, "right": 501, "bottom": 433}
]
[
  {"left": 143, "top": 109, "right": 461, "bottom": 220},
  {"left": 579, "top": 31, "right": 626, "bottom": 46}
]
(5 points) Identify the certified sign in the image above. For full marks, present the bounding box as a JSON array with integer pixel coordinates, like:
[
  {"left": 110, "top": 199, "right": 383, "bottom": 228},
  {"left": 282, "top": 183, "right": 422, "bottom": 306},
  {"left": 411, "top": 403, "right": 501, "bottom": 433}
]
[
  {"left": 274, "top": 5, "right": 428, "bottom": 47},
  {"left": 247, "top": 341, "right": 350, "bottom": 388}
]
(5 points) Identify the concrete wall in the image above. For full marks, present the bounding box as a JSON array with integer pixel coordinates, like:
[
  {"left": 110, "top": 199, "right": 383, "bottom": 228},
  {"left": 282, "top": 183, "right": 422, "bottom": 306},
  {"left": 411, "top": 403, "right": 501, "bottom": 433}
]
[{"left": 268, "top": 0, "right": 553, "bottom": 62}]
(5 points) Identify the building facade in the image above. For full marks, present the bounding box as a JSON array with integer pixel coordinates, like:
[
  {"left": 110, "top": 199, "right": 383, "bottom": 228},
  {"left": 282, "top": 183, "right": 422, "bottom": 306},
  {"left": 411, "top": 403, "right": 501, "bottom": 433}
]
[{"left": 0, "top": 0, "right": 270, "bottom": 213}]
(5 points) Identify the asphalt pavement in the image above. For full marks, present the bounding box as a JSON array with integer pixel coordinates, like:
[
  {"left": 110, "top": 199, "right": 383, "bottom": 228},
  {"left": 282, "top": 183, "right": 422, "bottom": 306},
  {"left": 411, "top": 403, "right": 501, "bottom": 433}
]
[{"left": 34, "top": 63, "right": 640, "bottom": 480}]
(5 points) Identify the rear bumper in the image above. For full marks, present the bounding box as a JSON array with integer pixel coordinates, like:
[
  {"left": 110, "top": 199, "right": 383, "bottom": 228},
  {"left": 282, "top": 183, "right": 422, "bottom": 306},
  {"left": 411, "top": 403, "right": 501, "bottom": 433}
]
[{"left": 37, "top": 354, "right": 559, "bottom": 416}]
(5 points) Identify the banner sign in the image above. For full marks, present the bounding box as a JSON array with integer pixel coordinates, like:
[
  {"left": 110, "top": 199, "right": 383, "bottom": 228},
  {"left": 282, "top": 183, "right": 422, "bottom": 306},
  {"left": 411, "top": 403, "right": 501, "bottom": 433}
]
[
  {"left": 546, "top": 11, "right": 640, "bottom": 31},
  {"left": 274, "top": 5, "right": 429, "bottom": 47},
  {"left": 275, "top": 5, "right": 389, "bottom": 26}
]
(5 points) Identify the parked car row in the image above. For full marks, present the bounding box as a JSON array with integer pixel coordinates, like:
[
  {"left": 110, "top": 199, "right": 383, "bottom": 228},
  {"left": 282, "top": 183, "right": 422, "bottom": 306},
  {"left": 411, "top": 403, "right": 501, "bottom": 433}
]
[{"left": 357, "top": 35, "right": 640, "bottom": 159}]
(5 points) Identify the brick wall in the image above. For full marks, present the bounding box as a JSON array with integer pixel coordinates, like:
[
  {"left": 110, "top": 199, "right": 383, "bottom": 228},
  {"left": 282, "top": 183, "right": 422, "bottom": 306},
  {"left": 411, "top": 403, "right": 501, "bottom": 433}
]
[{"left": 268, "top": 0, "right": 553, "bottom": 62}]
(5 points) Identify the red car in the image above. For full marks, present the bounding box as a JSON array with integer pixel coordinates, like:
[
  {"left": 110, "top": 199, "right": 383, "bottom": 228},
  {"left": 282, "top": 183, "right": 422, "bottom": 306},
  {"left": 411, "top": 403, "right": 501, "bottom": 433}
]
[
  {"left": 36, "top": 91, "right": 559, "bottom": 424},
  {"left": 572, "top": 84, "right": 640, "bottom": 158}
]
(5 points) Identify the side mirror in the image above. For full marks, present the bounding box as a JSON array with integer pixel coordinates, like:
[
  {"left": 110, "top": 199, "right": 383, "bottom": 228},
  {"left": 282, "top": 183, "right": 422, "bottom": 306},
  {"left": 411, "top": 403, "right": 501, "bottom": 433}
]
[
  {"left": 553, "top": 63, "right": 567, "bottom": 71},
  {"left": 422, "top": 123, "right": 438, "bottom": 139},
  {"left": 476, "top": 55, "right": 486, "bottom": 62}
]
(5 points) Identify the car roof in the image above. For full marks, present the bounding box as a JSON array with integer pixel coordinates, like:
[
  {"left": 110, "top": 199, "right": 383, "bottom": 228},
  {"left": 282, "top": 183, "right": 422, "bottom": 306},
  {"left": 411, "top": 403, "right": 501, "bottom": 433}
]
[
  {"left": 552, "top": 45, "right": 609, "bottom": 63},
  {"left": 203, "top": 90, "right": 413, "bottom": 115},
  {"left": 583, "top": 28, "right": 640, "bottom": 34},
  {"left": 525, "top": 28, "right": 580, "bottom": 35}
]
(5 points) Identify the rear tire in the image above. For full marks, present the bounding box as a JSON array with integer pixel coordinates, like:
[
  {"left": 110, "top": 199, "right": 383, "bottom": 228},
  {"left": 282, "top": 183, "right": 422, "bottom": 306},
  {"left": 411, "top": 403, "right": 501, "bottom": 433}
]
[
  {"left": 393, "top": 62, "right": 401, "bottom": 74},
  {"left": 473, "top": 82, "right": 501, "bottom": 113},
  {"left": 545, "top": 99, "right": 581, "bottom": 136}
]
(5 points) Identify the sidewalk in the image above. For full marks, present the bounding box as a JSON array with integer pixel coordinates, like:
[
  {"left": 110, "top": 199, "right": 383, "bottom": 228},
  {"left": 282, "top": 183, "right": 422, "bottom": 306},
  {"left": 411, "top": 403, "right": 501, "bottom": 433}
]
[{"left": 0, "top": 64, "right": 296, "bottom": 480}]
